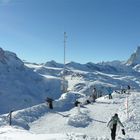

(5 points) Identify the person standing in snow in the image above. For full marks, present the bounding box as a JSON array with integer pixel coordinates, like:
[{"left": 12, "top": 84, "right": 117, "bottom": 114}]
[
  {"left": 108, "top": 87, "right": 113, "bottom": 99},
  {"left": 45, "top": 97, "right": 54, "bottom": 109},
  {"left": 107, "top": 113, "right": 125, "bottom": 140},
  {"left": 127, "top": 85, "right": 130, "bottom": 90},
  {"left": 74, "top": 100, "right": 81, "bottom": 107},
  {"left": 92, "top": 87, "right": 97, "bottom": 100},
  {"left": 127, "top": 85, "right": 131, "bottom": 94}
]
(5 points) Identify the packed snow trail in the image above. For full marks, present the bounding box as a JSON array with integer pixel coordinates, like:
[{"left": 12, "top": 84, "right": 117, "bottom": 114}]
[
  {"left": 0, "top": 92, "right": 139, "bottom": 140},
  {"left": 29, "top": 94, "right": 122, "bottom": 138},
  {"left": 0, "top": 126, "right": 137, "bottom": 140}
]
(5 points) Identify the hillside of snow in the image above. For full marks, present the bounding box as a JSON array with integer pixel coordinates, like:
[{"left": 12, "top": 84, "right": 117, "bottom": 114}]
[
  {"left": 0, "top": 48, "right": 62, "bottom": 114},
  {"left": 0, "top": 47, "right": 139, "bottom": 106},
  {"left": 25, "top": 52, "right": 140, "bottom": 98},
  {"left": 0, "top": 47, "right": 140, "bottom": 139},
  {"left": 0, "top": 91, "right": 139, "bottom": 140}
]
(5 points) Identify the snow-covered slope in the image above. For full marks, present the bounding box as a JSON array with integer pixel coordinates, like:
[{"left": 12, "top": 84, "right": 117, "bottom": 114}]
[
  {"left": 1, "top": 46, "right": 140, "bottom": 115},
  {"left": 0, "top": 91, "right": 139, "bottom": 140},
  {"left": 0, "top": 47, "right": 140, "bottom": 140},
  {"left": 25, "top": 55, "right": 140, "bottom": 97},
  {"left": 0, "top": 48, "right": 62, "bottom": 114}
]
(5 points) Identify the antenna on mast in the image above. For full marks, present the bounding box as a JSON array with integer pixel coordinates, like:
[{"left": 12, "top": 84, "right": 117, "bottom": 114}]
[
  {"left": 61, "top": 32, "right": 68, "bottom": 93},
  {"left": 64, "top": 32, "right": 66, "bottom": 67}
]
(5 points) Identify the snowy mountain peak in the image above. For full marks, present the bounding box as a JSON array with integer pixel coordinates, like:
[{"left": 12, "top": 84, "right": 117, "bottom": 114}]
[
  {"left": 44, "top": 60, "right": 63, "bottom": 68},
  {"left": 126, "top": 46, "right": 140, "bottom": 66},
  {"left": 0, "top": 48, "right": 62, "bottom": 114},
  {"left": 0, "top": 48, "right": 5, "bottom": 61},
  {"left": 0, "top": 47, "right": 24, "bottom": 68}
]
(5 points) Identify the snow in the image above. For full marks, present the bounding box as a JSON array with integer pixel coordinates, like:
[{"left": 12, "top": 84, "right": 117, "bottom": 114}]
[
  {"left": 28, "top": 91, "right": 139, "bottom": 139},
  {"left": 119, "top": 93, "right": 140, "bottom": 132},
  {"left": 0, "top": 47, "right": 140, "bottom": 139},
  {"left": 0, "top": 126, "right": 67, "bottom": 140},
  {"left": 0, "top": 48, "right": 62, "bottom": 114},
  {"left": 68, "top": 112, "right": 92, "bottom": 127},
  {"left": 0, "top": 91, "right": 139, "bottom": 140},
  {"left": 126, "top": 46, "right": 140, "bottom": 66}
]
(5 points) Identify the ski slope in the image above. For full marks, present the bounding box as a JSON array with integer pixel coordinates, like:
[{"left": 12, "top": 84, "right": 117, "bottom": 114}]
[
  {"left": 29, "top": 92, "right": 139, "bottom": 139},
  {"left": 0, "top": 91, "right": 140, "bottom": 139},
  {"left": 29, "top": 98, "right": 118, "bottom": 137}
]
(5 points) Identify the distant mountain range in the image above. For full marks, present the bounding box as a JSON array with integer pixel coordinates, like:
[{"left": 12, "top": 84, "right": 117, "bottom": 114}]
[
  {"left": 40, "top": 46, "right": 140, "bottom": 73},
  {"left": 0, "top": 46, "right": 140, "bottom": 114},
  {"left": 25, "top": 46, "right": 140, "bottom": 95}
]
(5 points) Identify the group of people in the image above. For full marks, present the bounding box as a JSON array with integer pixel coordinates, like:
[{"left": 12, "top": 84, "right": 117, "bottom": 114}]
[
  {"left": 91, "top": 86, "right": 113, "bottom": 100},
  {"left": 107, "top": 86, "right": 131, "bottom": 139},
  {"left": 74, "top": 98, "right": 126, "bottom": 139},
  {"left": 45, "top": 85, "right": 128, "bottom": 140},
  {"left": 120, "top": 85, "right": 131, "bottom": 94},
  {"left": 109, "top": 85, "right": 131, "bottom": 99},
  {"left": 74, "top": 86, "right": 127, "bottom": 140},
  {"left": 74, "top": 86, "right": 113, "bottom": 105},
  {"left": 46, "top": 85, "right": 131, "bottom": 110}
]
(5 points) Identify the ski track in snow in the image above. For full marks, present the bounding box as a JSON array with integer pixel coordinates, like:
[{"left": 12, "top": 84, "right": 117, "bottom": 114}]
[
  {"left": 29, "top": 93, "right": 138, "bottom": 139},
  {"left": 0, "top": 92, "right": 139, "bottom": 140},
  {"left": 29, "top": 103, "right": 117, "bottom": 138}
]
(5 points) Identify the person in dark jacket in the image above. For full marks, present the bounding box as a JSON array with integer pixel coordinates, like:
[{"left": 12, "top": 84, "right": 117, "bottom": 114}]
[
  {"left": 108, "top": 87, "right": 113, "bottom": 99},
  {"left": 45, "top": 97, "right": 54, "bottom": 109},
  {"left": 127, "top": 85, "right": 131, "bottom": 94},
  {"left": 74, "top": 100, "right": 81, "bottom": 107},
  {"left": 93, "top": 87, "right": 97, "bottom": 99},
  {"left": 107, "top": 113, "right": 125, "bottom": 140}
]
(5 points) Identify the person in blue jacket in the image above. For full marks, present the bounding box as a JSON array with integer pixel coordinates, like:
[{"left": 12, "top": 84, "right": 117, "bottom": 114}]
[{"left": 108, "top": 87, "right": 113, "bottom": 99}]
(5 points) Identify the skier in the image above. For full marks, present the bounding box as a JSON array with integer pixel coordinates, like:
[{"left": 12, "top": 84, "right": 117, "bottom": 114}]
[
  {"left": 108, "top": 87, "right": 113, "bottom": 99},
  {"left": 107, "top": 113, "right": 125, "bottom": 140},
  {"left": 45, "top": 97, "right": 54, "bottom": 109}
]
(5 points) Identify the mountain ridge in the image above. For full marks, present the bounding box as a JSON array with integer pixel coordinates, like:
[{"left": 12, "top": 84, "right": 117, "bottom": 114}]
[
  {"left": 126, "top": 46, "right": 140, "bottom": 66},
  {"left": 0, "top": 48, "right": 62, "bottom": 114},
  {"left": 1, "top": 46, "right": 140, "bottom": 114}
]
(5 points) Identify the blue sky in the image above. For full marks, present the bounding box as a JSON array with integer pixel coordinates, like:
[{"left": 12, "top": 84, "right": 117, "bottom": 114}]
[{"left": 0, "top": 0, "right": 140, "bottom": 64}]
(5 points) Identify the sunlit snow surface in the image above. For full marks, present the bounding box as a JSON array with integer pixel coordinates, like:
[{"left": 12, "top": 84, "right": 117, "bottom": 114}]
[{"left": 0, "top": 92, "right": 139, "bottom": 140}]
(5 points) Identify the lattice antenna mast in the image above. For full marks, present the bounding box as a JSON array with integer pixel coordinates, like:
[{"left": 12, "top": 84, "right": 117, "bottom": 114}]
[
  {"left": 64, "top": 32, "right": 66, "bottom": 67},
  {"left": 62, "top": 32, "right": 67, "bottom": 93}
]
